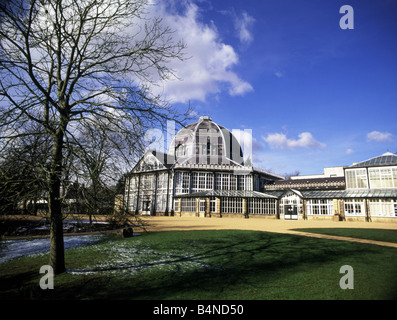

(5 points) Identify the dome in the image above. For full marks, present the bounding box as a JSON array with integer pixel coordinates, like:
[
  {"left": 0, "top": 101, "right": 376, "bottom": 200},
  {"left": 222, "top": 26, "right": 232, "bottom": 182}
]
[{"left": 168, "top": 116, "right": 244, "bottom": 165}]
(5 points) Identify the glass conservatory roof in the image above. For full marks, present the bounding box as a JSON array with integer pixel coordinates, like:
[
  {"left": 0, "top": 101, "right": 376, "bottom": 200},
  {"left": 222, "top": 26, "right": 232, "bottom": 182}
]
[
  {"left": 350, "top": 152, "right": 397, "bottom": 168},
  {"left": 301, "top": 189, "right": 397, "bottom": 199},
  {"left": 175, "top": 188, "right": 397, "bottom": 199}
]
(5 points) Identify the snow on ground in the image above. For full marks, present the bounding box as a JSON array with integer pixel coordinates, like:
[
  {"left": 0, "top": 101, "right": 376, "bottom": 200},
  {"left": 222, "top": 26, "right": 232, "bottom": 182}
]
[
  {"left": 0, "top": 229, "right": 212, "bottom": 276},
  {"left": 0, "top": 234, "right": 211, "bottom": 277},
  {"left": 67, "top": 238, "right": 212, "bottom": 276},
  {"left": 0, "top": 235, "right": 105, "bottom": 264}
]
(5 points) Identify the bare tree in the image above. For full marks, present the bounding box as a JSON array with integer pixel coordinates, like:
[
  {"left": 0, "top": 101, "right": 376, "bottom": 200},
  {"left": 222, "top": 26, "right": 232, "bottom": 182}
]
[
  {"left": 71, "top": 120, "right": 128, "bottom": 223},
  {"left": 0, "top": 125, "right": 50, "bottom": 215},
  {"left": 0, "top": 0, "right": 190, "bottom": 274},
  {"left": 284, "top": 170, "right": 300, "bottom": 180}
]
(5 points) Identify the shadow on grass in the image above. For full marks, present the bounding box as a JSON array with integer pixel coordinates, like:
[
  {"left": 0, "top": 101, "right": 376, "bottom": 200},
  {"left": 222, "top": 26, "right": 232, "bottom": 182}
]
[
  {"left": 2, "top": 230, "right": 397, "bottom": 299},
  {"left": 64, "top": 231, "right": 397, "bottom": 300},
  {"left": 0, "top": 270, "right": 44, "bottom": 299}
]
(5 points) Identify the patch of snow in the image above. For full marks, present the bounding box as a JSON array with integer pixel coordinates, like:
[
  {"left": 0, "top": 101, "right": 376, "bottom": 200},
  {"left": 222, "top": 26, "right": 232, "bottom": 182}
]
[
  {"left": 1, "top": 233, "right": 213, "bottom": 278},
  {"left": 67, "top": 240, "right": 212, "bottom": 276},
  {"left": 0, "top": 235, "right": 104, "bottom": 264},
  {"left": 63, "top": 219, "right": 109, "bottom": 225}
]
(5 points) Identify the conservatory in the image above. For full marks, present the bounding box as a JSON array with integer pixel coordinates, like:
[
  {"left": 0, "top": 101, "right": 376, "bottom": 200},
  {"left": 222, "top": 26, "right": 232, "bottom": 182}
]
[{"left": 124, "top": 116, "right": 283, "bottom": 217}]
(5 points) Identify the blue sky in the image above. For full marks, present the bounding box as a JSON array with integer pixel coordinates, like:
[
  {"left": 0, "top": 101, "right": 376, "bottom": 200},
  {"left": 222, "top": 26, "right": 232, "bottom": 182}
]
[{"left": 152, "top": 0, "right": 397, "bottom": 176}]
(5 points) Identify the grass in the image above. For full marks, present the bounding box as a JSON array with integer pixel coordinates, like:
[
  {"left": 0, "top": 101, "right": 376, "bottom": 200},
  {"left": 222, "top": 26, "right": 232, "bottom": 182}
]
[
  {"left": 1, "top": 230, "right": 397, "bottom": 300},
  {"left": 293, "top": 228, "right": 397, "bottom": 244}
]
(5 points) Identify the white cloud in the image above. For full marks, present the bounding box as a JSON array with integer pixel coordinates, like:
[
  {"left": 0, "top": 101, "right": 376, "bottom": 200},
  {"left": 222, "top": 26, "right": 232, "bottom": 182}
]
[
  {"left": 346, "top": 148, "right": 354, "bottom": 154},
  {"left": 274, "top": 71, "right": 283, "bottom": 78},
  {"left": 366, "top": 131, "right": 393, "bottom": 142},
  {"left": 234, "top": 11, "right": 255, "bottom": 44},
  {"left": 150, "top": 2, "right": 253, "bottom": 103},
  {"left": 262, "top": 132, "right": 326, "bottom": 150}
]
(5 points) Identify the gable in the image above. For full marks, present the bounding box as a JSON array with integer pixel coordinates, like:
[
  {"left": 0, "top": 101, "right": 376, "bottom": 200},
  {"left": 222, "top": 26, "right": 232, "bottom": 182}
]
[
  {"left": 132, "top": 151, "right": 168, "bottom": 173},
  {"left": 280, "top": 189, "right": 304, "bottom": 199}
]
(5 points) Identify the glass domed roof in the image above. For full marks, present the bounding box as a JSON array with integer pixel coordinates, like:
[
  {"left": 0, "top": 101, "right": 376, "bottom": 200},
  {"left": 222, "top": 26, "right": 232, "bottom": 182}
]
[
  {"left": 350, "top": 152, "right": 397, "bottom": 167},
  {"left": 168, "top": 116, "right": 244, "bottom": 165}
]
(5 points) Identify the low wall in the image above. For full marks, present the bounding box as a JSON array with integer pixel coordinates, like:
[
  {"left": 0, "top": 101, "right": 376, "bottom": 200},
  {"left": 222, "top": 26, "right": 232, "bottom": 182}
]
[
  {"left": 154, "top": 211, "right": 397, "bottom": 223},
  {"left": 306, "top": 215, "right": 340, "bottom": 221},
  {"left": 370, "top": 217, "right": 397, "bottom": 223},
  {"left": 246, "top": 214, "right": 278, "bottom": 219}
]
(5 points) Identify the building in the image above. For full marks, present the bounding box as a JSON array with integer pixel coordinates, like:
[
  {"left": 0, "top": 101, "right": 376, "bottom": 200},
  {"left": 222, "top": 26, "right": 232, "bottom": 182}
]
[
  {"left": 124, "top": 116, "right": 284, "bottom": 217},
  {"left": 124, "top": 117, "right": 397, "bottom": 222},
  {"left": 264, "top": 152, "right": 397, "bottom": 222}
]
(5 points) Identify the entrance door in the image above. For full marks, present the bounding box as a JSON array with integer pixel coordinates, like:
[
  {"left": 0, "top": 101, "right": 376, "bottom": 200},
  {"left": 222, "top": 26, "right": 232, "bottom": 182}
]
[
  {"left": 284, "top": 205, "right": 298, "bottom": 220},
  {"left": 199, "top": 199, "right": 206, "bottom": 217},
  {"left": 210, "top": 199, "right": 216, "bottom": 213},
  {"left": 280, "top": 191, "right": 302, "bottom": 220},
  {"left": 142, "top": 200, "right": 151, "bottom": 216}
]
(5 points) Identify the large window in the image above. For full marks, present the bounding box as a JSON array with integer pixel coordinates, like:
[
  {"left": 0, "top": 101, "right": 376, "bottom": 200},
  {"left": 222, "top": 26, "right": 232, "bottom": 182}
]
[
  {"left": 175, "top": 144, "right": 187, "bottom": 157},
  {"left": 174, "top": 199, "right": 180, "bottom": 212},
  {"left": 127, "top": 193, "right": 137, "bottom": 212},
  {"left": 247, "top": 198, "right": 276, "bottom": 215},
  {"left": 180, "top": 198, "right": 196, "bottom": 212},
  {"left": 237, "top": 175, "right": 252, "bottom": 191},
  {"left": 175, "top": 172, "right": 190, "bottom": 194},
  {"left": 141, "top": 174, "right": 154, "bottom": 190},
  {"left": 345, "top": 169, "right": 368, "bottom": 189},
  {"left": 210, "top": 198, "right": 216, "bottom": 213},
  {"left": 369, "top": 167, "right": 397, "bottom": 189},
  {"left": 215, "top": 173, "right": 252, "bottom": 191},
  {"left": 156, "top": 193, "right": 167, "bottom": 211},
  {"left": 156, "top": 173, "right": 168, "bottom": 190},
  {"left": 344, "top": 199, "right": 365, "bottom": 216},
  {"left": 216, "top": 173, "right": 230, "bottom": 190},
  {"left": 155, "top": 173, "right": 168, "bottom": 211},
  {"left": 307, "top": 199, "right": 334, "bottom": 215},
  {"left": 369, "top": 199, "right": 397, "bottom": 217},
  {"left": 221, "top": 174, "right": 233, "bottom": 190},
  {"left": 191, "top": 172, "right": 213, "bottom": 191},
  {"left": 221, "top": 197, "right": 243, "bottom": 214},
  {"left": 128, "top": 176, "right": 139, "bottom": 190},
  {"left": 197, "top": 142, "right": 218, "bottom": 156}
]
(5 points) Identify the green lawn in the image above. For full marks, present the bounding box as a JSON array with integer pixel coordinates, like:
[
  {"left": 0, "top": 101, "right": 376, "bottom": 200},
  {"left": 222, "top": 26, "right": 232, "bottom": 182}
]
[
  {"left": 293, "top": 228, "right": 397, "bottom": 243},
  {"left": 1, "top": 230, "right": 397, "bottom": 300}
]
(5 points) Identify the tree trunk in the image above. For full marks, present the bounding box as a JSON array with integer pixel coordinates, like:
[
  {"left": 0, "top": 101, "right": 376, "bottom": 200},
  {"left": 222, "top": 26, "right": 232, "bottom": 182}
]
[{"left": 48, "top": 129, "right": 66, "bottom": 274}]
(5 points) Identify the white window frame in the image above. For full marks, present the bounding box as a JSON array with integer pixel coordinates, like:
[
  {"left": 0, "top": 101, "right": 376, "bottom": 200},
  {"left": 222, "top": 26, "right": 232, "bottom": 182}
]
[
  {"left": 369, "top": 199, "right": 397, "bottom": 217},
  {"left": 199, "top": 199, "right": 206, "bottom": 213},
  {"left": 345, "top": 169, "right": 368, "bottom": 189},
  {"left": 307, "top": 199, "right": 334, "bottom": 216},
  {"left": 210, "top": 199, "right": 216, "bottom": 213},
  {"left": 141, "top": 174, "right": 154, "bottom": 190},
  {"left": 221, "top": 197, "right": 243, "bottom": 214},
  {"left": 175, "top": 172, "right": 190, "bottom": 194},
  {"left": 191, "top": 172, "right": 214, "bottom": 192},
  {"left": 247, "top": 198, "right": 276, "bottom": 215},
  {"left": 180, "top": 198, "right": 196, "bottom": 212},
  {"left": 368, "top": 166, "right": 397, "bottom": 189},
  {"left": 344, "top": 199, "right": 365, "bottom": 216}
]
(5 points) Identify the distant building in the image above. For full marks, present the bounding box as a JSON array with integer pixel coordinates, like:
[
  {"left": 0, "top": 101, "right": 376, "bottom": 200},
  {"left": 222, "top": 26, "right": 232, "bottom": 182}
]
[{"left": 124, "top": 117, "right": 397, "bottom": 222}]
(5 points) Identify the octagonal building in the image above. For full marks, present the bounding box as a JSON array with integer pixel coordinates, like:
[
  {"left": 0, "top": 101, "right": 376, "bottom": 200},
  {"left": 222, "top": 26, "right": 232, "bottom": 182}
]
[{"left": 124, "top": 116, "right": 284, "bottom": 217}]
